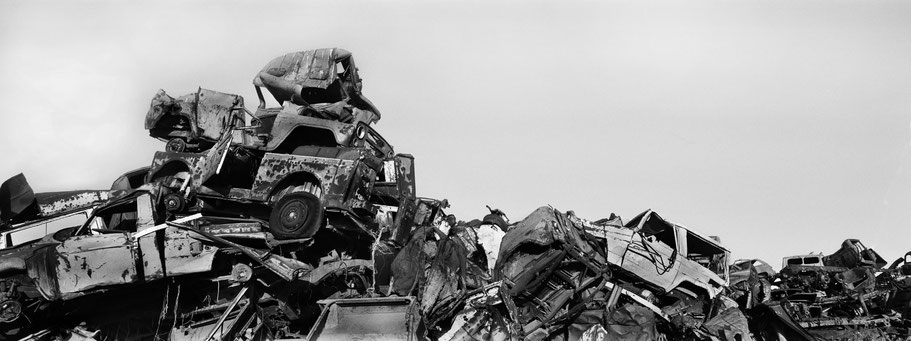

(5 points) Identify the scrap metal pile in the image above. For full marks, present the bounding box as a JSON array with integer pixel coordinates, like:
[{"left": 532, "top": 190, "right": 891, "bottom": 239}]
[{"left": 0, "top": 48, "right": 910, "bottom": 341}]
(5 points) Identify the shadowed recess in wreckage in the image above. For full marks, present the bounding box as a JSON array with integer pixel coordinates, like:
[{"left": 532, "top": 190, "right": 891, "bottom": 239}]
[{"left": 1, "top": 48, "right": 910, "bottom": 341}]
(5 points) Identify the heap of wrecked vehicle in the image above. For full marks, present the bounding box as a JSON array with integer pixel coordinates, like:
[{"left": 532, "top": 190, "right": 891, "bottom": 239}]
[{"left": 1, "top": 47, "right": 910, "bottom": 341}]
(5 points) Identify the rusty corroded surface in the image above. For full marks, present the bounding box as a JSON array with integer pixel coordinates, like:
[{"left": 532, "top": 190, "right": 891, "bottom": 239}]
[
  {"left": 146, "top": 88, "right": 245, "bottom": 146},
  {"left": 251, "top": 48, "right": 380, "bottom": 125},
  {"left": 148, "top": 151, "right": 205, "bottom": 186},
  {"left": 36, "top": 191, "right": 109, "bottom": 218},
  {"left": 48, "top": 233, "right": 138, "bottom": 300},
  {"left": 139, "top": 227, "right": 217, "bottom": 281},
  {"left": 26, "top": 226, "right": 218, "bottom": 301},
  {"left": 251, "top": 153, "right": 342, "bottom": 200}
]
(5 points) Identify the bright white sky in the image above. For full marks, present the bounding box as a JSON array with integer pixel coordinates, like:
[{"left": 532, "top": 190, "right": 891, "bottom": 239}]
[{"left": 2, "top": 0, "right": 910, "bottom": 268}]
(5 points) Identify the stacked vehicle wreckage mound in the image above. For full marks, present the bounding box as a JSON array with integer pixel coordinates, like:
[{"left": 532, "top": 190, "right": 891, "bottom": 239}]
[{"left": 1, "top": 49, "right": 911, "bottom": 341}]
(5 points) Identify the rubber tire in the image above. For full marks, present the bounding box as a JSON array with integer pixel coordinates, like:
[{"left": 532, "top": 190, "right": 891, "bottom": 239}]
[{"left": 269, "top": 192, "right": 323, "bottom": 239}]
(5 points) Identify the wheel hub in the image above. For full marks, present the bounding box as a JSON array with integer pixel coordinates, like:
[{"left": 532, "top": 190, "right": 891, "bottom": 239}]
[
  {"left": 280, "top": 201, "right": 309, "bottom": 231},
  {"left": 0, "top": 300, "right": 22, "bottom": 323}
]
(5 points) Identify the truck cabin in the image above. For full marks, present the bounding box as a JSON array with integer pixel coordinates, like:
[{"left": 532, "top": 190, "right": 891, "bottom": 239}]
[
  {"left": 247, "top": 107, "right": 390, "bottom": 157},
  {"left": 627, "top": 210, "right": 730, "bottom": 284},
  {"left": 782, "top": 254, "right": 825, "bottom": 269},
  {"left": 283, "top": 121, "right": 393, "bottom": 166}
]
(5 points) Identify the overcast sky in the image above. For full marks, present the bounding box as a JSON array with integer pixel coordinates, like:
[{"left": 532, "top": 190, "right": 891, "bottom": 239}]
[{"left": 2, "top": 0, "right": 910, "bottom": 267}]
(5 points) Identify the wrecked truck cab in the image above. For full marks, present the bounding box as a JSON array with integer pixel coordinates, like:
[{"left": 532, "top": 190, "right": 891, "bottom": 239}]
[
  {"left": 145, "top": 88, "right": 253, "bottom": 153},
  {"left": 242, "top": 102, "right": 391, "bottom": 155},
  {"left": 782, "top": 253, "right": 825, "bottom": 269},
  {"left": 589, "top": 210, "right": 730, "bottom": 298},
  {"left": 146, "top": 124, "right": 393, "bottom": 239}
]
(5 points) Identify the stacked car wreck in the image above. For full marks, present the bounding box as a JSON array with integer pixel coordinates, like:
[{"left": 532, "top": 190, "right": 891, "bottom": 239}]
[{"left": 1, "top": 48, "right": 910, "bottom": 341}]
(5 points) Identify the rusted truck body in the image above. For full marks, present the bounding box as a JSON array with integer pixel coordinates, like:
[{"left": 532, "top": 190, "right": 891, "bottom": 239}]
[
  {"left": 145, "top": 88, "right": 249, "bottom": 153},
  {"left": 581, "top": 210, "right": 729, "bottom": 298},
  {"left": 146, "top": 48, "right": 381, "bottom": 154},
  {"left": 145, "top": 89, "right": 410, "bottom": 239}
]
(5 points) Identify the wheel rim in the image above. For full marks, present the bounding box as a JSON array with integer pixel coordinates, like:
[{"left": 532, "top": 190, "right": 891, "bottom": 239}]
[
  {"left": 166, "top": 138, "right": 186, "bottom": 152},
  {"left": 0, "top": 300, "right": 21, "bottom": 322},
  {"left": 279, "top": 200, "right": 309, "bottom": 232},
  {"left": 164, "top": 194, "right": 183, "bottom": 212}
]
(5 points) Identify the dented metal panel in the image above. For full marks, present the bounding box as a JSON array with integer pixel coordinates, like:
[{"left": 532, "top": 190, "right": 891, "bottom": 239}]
[
  {"left": 146, "top": 88, "right": 245, "bottom": 144},
  {"left": 51, "top": 233, "right": 139, "bottom": 299},
  {"left": 138, "top": 227, "right": 217, "bottom": 281},
  {"left": 148, "top": 152, "right": 206, "bottom": 186},
  {"left": 254, "top": 49, "right": 340, "bottom": 93},
  {"left": 251, "top": 153, "right": 345, "bottom": 199},
  {"left": 195, "top": 89, "right": 245, "bottom": 141},
  {"left": 252, "top": 153, "right": 376, "bottom": 212}
]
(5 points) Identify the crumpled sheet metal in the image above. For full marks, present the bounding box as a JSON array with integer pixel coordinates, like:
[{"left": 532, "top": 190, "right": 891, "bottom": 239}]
[
  {"left": 436, "top": 283, "right": 511, "bottom": 341},
  {"left": 578, "top": 325, "right": 608, "bottom": 341},
  {"left": 602, "top": 303, "right": 659, "bottom": 341},
  {"left": 702, "top": 297, "right": 753, "bottom": 341},
  {"left": 494, "top": 207, "right": 596, "bottom": 270},
  {"left": 254, "top": 48, "right": 345, "bottom": 92},
  {"left": 823, "top": 239, "right": 887, "bottom": 269},
  {"left": 145, "top": 88, "right": 245, "bottom": 143}
]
